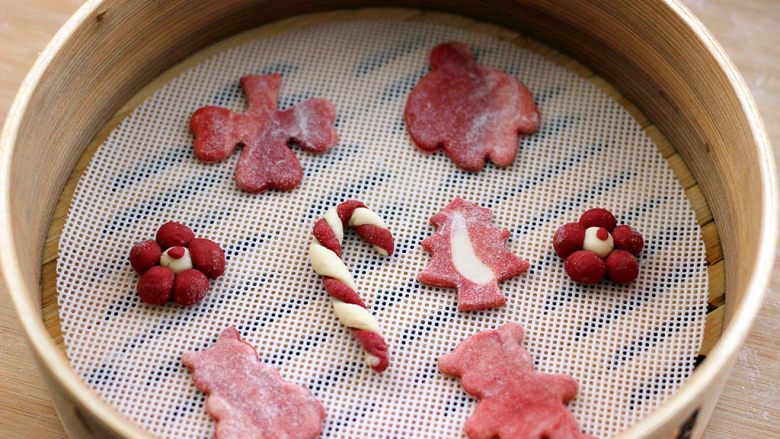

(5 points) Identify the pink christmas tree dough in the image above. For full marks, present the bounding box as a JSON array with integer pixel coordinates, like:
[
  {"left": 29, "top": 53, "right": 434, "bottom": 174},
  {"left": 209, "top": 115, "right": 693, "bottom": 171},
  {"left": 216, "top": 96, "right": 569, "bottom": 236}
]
[
  {"left": 418, "top": 197, "right": 529, "bottom": 311},
  {"left": 190, "top": 74, "right": 338, "bottom": 193},
  {"left": 405, "top": 42, "right": 539, "bottom": 172},
  {"left": 440, "top": 323, "right": 595, "bottom": 439},
  {"left": 182, "top": 327, "right": 326, "bottom": 439}
]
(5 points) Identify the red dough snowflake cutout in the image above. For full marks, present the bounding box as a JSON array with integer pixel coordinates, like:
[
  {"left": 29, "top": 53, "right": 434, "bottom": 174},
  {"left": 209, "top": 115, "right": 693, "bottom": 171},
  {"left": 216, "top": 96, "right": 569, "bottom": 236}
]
[
  {"left": 182, "top": 327, "right": 326, "bottom": 439},
  {"left": 553, "top": 208, "right": 645, "bottom": 284},
  {"left": 129, "top": 222, "right": 225, "bottom": 306},
  {"left": 190, "top": 74, "right": 338, "bottom": 193},
  {"left": 439, "top": 323, "right": 595, "bottom": 439},
  {"left": 419, "top": 197, "right": 529, "bottom": 311},
  {"left": 405, "top": 42, "right": 539, "bottom": 172}
]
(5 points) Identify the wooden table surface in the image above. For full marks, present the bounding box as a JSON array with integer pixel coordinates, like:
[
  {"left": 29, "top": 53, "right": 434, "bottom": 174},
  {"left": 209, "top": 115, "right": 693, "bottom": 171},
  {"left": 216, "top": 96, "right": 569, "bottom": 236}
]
[{"left": 1, "top": 1, "right": 778, "bottom": 437}]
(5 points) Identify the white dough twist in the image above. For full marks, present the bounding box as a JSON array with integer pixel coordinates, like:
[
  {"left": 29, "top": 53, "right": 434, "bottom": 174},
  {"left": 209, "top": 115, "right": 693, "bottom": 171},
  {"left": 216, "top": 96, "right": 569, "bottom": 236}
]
[{"left": 308, "top": 200, "right": 394, "bottom": 372}]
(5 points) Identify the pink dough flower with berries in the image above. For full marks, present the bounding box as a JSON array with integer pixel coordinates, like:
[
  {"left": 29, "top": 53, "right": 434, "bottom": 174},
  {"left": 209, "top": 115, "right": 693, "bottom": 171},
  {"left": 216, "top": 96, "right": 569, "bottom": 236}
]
[
  {"left": 129, "top": 222, "right": 226, "bottom": 306},
  {"left": 553, "top": 208, "right": 644, "bottom": 284}
]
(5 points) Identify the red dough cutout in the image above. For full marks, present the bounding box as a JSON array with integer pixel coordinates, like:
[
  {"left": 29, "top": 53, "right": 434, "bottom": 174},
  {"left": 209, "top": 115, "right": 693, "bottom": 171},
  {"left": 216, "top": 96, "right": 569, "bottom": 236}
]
[
  {"left": 405, "top": 42, "right": 539, "bottom": 172},
  {"left": 173, "top": 269, "right": 210, "bottom": 306},
  {"left": 130, "top": 223, "right": 226, "bottom": 306},
  {"left": 167, "top": 246, "right": 186, "bottom": 259},
  {"left": 552, "top": 223, "right": 586, "bottom": 259},
  {"left": 578, "top": 208, "right": 617, "bottom": 231},
  {"left": 190, "top": 74, "right": 338, "bottom": 193},
  {"left": 439, "top": 323, "right": 595, "bottom": 439},
  {"left": 156, "top": 221, "right": 195, "bottom": 249},
  {"left": 612, "top": 225, "right": 644, "bottom": 256},
  {"left": 137, "top": 266, "right": 174, "bottom": 304},
  {"left": 189, "top": 238, "right": 227, "bottom": 278},
  {"left": 419, "top": 197, "right": 529, "bottom": 311},
  {"left": 183, "top": 327, "right": 326, "bottom": 439},
  {"left": 129, "top": 239, "right": 162, "bottom": 274},
  {"left": 605, "top": 250, "right": 640, "bottom": 284},
  {"left": 553, "top": 208, "right": 644, "bottom": 284},
  {"left": 564, "top": 250, "right": 606, "bottom": 285}
]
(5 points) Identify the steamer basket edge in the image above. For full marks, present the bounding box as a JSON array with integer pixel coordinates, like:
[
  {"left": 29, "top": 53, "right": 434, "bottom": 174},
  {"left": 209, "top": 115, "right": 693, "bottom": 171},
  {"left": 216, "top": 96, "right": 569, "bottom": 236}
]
[{"left": 0, "top": 0, "right": 775, "bottom": 438}]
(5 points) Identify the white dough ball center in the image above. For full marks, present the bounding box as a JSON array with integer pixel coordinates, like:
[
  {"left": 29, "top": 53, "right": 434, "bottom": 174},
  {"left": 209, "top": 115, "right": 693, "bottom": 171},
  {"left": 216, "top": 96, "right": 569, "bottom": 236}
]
[
  {"left": 583, "top": 227, "right": 614, "bottom": 258},
  {"left": 160, "top": 247, "right": 193, "bottom": 273}
]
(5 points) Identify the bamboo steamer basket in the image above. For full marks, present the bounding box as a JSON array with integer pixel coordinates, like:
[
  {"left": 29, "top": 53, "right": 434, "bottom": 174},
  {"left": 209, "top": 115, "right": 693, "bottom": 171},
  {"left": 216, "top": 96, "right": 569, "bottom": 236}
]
[{"left": 0, "top": 0, "right": 775, "bottom": 438}]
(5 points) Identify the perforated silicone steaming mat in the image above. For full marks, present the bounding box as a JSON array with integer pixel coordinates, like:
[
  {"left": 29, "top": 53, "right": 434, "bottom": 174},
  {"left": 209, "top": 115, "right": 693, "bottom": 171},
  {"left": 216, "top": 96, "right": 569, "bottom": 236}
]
[{"left": 56, "top": 20, "right": 708, "bottom": 438}]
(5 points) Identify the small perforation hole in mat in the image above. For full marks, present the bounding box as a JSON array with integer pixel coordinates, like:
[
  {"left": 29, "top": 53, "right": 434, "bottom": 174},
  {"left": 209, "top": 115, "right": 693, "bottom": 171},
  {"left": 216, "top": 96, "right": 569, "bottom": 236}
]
[{"left": 57, "top": 19, "right": 708, "bottom": 438}]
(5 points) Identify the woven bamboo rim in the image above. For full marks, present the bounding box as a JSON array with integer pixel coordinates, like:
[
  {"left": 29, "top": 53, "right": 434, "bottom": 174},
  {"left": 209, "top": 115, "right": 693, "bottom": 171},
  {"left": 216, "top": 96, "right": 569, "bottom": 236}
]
[{"left": 1, "top": 1, "right": 775, "bottom": 438}]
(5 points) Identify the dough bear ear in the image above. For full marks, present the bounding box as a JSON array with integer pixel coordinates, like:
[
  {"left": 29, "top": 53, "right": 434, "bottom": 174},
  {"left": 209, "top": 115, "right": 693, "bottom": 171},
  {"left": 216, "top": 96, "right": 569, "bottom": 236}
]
[
  {"left": 498, "top": 322, "right": 525, "bottom": 345},
  {"left": 437, "top": 344, "right": 462, "bottom": 375},
  {"left": 218, "top": 326, "right": 240, "bottom": 342},
  {"left": 429, "top": 41, "right": 474, "bottom": 68}
]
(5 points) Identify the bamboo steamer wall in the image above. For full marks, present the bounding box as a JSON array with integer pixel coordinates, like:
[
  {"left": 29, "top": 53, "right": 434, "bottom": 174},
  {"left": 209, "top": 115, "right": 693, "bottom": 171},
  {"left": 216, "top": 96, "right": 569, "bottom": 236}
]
[{"left": 0, "top": 1, "right": 774, "bottom": 438}]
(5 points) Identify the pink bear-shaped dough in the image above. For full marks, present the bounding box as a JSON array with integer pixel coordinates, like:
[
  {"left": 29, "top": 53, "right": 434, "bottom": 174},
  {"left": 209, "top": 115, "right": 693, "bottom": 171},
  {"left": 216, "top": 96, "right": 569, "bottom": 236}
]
[
  {"left": 439, "top": 323, "right": 595, "bottom": 439},
  {"left": 182, "top": 327, "right": 326, "bottom": 439}
]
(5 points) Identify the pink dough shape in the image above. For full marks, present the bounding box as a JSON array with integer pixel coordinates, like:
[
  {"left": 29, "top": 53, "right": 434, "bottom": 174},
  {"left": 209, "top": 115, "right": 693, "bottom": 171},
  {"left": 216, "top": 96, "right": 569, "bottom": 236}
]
[
  {"left": 404, "top": 42, "right": 539, "bottom": 172},
  {"left": 182, "top": 327, "right": 326, "bottom": 439},
  {"left": 190, "top": 74, "right": 338, "bottom": 193},
  {"left": 439, "top": 323, "right": 595, "bottom": 439},
  {"left": 418, "top": 197, "right": 529, "bottom": 311}
]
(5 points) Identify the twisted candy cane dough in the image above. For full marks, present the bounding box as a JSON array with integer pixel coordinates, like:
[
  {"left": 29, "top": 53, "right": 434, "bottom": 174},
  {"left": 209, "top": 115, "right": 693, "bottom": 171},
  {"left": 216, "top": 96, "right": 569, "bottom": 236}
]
[{"left": 308, "top": 200, "right": 394, "bottom": 372}]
